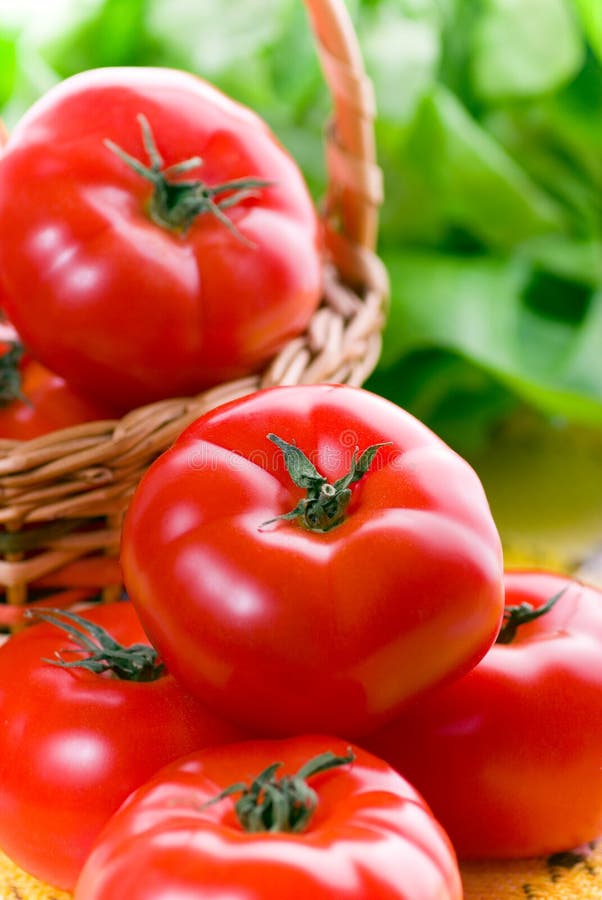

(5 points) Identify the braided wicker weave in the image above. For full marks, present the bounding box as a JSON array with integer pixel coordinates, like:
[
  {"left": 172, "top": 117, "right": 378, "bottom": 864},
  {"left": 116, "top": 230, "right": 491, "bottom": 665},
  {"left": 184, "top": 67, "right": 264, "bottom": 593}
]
[{"left": 0, "top": 0, "right": 388, "bottom": 630}]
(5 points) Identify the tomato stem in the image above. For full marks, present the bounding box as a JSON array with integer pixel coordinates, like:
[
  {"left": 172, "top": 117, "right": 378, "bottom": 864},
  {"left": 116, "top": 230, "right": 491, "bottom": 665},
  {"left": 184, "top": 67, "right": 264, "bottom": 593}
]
[
  {"left": 26, "top": 607, "right": 165, "bottom": 682},
  {"left": 201, "top": 749, "right": 355, "bottom": 833},
  {"left": 263, "top": 433, "right": 391, "bottom": 532},
  {"left": 0, "top": 340, "right": 28, "bottom": 408},
  {"left": 496, "top": 588, "right": 567, "bottom": 645},
  {"left": 105, "top": 114, "right": 274, "bottom": 242}
]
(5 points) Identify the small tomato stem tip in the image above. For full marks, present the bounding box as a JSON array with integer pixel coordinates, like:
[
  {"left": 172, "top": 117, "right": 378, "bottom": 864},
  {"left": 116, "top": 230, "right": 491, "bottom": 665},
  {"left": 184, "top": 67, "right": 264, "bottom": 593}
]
[
  {"left": 26, "top": 607, "right": 165, "bottom": 682},
  {"left": 105, "top": 113, "right": 274, "bottom": 243},
  {"left": 262, "top": 433, "right": 391, "bottom": 532},
  {"left": 496, "top": 587, "right": 567, "bottom": 645},
  {"left": 200, "top": 748, "right": 355, "bottom": 834}
]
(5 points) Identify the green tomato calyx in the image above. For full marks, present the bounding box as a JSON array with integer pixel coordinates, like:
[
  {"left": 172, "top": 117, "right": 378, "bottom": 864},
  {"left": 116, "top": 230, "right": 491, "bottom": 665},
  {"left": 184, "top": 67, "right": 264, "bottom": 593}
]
[
  {"left": 201, "top": 749, "right": 355, "bottom": 834},
  {"left": 263, "top": 433, "right": 391, "bottom": 532},
  {"left": 105, "top": 114, "right": 274, "bottom": 241},
  {"left": 27, "top": 607, "right": 165, "bottom": 682},
  {"left": 0, "top": 340, "right": 27, "bottom": 408},
  {"left": 496, "top": 587, "right": 566, "bottom": 645}
]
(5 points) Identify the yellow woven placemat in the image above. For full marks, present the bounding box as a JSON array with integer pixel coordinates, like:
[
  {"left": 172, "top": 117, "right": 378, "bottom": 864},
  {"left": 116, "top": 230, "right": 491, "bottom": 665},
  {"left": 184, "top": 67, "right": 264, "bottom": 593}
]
[
  {"left": 0, "top": 849, "right": 71, "bottom": 900},
  {"left": 461, "top": 841, "right": 602, "bottom": 900}
]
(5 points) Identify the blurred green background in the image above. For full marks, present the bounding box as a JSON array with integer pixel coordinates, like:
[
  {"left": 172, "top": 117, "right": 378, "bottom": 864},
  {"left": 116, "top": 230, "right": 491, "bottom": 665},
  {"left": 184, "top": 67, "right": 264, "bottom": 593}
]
[{"left": 1, "top": 0, "right": 601, "bottom": 567}]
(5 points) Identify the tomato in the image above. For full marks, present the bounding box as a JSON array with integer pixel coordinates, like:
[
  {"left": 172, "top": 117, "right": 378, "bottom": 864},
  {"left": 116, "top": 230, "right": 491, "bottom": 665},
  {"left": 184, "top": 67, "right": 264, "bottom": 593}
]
[
  {"left": 121, "top": 383, "right": 504, "bottom": 738},
  {"left": 364, "top": 570, "right": 602, "bottom": 859},
  {"left": 74, "top": 734, "right": 463, "bottom": 900},
  {"left": 0, "top": 68, "right": 322, "bottom": 410},
  {"left": 0, "top": 328, "right": 119, "bottom": 439},
  {"left": 0, "top": 601, "right": 247, "bottom": 890}
]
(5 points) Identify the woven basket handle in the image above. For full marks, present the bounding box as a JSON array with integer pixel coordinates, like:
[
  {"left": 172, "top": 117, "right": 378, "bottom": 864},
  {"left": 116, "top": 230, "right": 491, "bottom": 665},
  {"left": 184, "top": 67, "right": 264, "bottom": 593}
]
[{"left": 304, "top": 0, "right": 382, "bottom": 285}]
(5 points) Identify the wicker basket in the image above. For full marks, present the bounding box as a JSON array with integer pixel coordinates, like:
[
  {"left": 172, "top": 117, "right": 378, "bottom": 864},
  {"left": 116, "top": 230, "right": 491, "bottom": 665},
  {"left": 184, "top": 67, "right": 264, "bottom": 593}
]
[{"left": 0, "top": 0, "right": 388, "bottom": 634}]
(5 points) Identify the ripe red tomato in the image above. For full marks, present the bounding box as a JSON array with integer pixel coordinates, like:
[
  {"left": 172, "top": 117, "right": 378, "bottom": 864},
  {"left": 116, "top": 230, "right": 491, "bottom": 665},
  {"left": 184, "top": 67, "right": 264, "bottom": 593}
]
[
  {"left": 121, "top": 383, "right": 504, "bottom": 738},
  {"left": 74, "top": 735, "right": 463, "bottom": 900},
  {"left": 364, "top": 570, "right": 602, "bottom": 858},
  {"left": 0, "top": 68, "right": 322, "bottom": 410},
  {"left": 0, "top": 601, "right": 247, "bottom": 890},
  {"left": 0, "top": 331, "right": 118, "bottom": 440}
]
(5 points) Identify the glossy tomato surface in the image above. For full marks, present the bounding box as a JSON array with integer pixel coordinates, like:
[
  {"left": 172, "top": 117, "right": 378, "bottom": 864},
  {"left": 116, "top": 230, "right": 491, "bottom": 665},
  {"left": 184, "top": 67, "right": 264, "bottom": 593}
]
[
  {"left": 364, "top": 570, "right": 602, "bottom": 858},
  {"left": 122, "top": 383, "right": 504, "bottom": 738},
  {"left": 0, "top": 68, "right": 322, "bottom": 409},
  {"left": 0, "top": 601, "right": 246, "bottom": 890},
  {"left": 74, "top": 735, "right": 463, "bottom": 900}
]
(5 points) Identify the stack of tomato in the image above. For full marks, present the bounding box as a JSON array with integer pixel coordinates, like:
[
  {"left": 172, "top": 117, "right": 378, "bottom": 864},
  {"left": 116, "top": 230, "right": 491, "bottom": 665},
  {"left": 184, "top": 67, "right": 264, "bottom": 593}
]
[
  {"left": 0, "top": 68, "right": 601, "bottom": 900},
  {"left": 0, "top": 380, "right": 600, "bottom": 899}
]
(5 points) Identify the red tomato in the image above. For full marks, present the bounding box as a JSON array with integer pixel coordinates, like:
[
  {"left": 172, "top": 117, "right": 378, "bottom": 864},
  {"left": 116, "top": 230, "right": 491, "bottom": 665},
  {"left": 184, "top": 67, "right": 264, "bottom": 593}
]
[
  {"left": 121, "top": 383, "right": 504, "bottom": 738},
  {"left": 0, "top": 319, "right": 118, "bottom": 439},
  {"left": 0, "top": 350, "right": 119, "bottom": 440},
  {"left": 0, "top": 68, "right": 322, "bottom": 410},
  {"left": 364, "top": 570, "right": 602, "bottom": 858},
  {"left": 74, "top": 735, "right": 463, "bottom": 900},
  {"left": 0, "top": 601, "right": 247, "bottom": 890}
]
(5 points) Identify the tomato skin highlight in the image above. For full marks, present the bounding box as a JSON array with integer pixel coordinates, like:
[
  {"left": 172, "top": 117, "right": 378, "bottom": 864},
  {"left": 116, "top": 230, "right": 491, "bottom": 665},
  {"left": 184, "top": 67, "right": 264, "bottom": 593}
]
[
  {"left": 0, "top": 601, "right": 247, "bottom": 891},
  {"left": 74, "top": 735, "right": 463, "bottom": 900},
  {"left": 364, "top": 570, "right": 602, "bottom": 859},
  {"left": 0, "top": 67, "right": 322, "bottom": 410},
  {"left": 122, "top": 383, "right": 504, "bottom": 738}
]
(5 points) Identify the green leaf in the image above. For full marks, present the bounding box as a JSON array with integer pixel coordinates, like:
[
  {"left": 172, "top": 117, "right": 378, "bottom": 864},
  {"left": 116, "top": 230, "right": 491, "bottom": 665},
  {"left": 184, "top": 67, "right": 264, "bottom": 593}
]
[
  {"left": 572, "top": 0, "right": 602, "bottom": 60},
  {"left": 518, "top": 235, "right": 602, "bottom": 287},
  {"left": 471, "top": 0, "right": 585, "bottom": 101},
  {"left": 484, "top": 109, "right": 601, "bottom": 239},
  {"left": 481, "top": 54, "right": 602, "bottom": 239},
  {"left": 362, "top": 8, "right": 440, "bottom": 122},
  {"left": 41, "top": 0, "right": 150, "bottom": 76},
  {"left": 263, "top": 2, "right": 322, "bottom": 108},
  {"left": 0, "top": 31, "right": 17, "bottom": 107},
  {"left": 378, "top": 250, "right": 602, "bottom": 424},
  {"left": 562, "top": 290, "right": 602, "bottom": 395},
  {"left": 374, "top": 118, "right": 448, "bottom": 245},
  {"left": 403, "top": 87, "right": 564, "bottom": 249},
  {"left": 0, "top": 41, "right": 61, "bottom": 129},
  {"left": 551, "top": 53, "right": 602, "bottom": 187},
  {"left": 380, "top": 251, "right": 528, "bottom": 366},
  {"left": 146, "top": 0, "right": 290, "bottom": 78}
]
